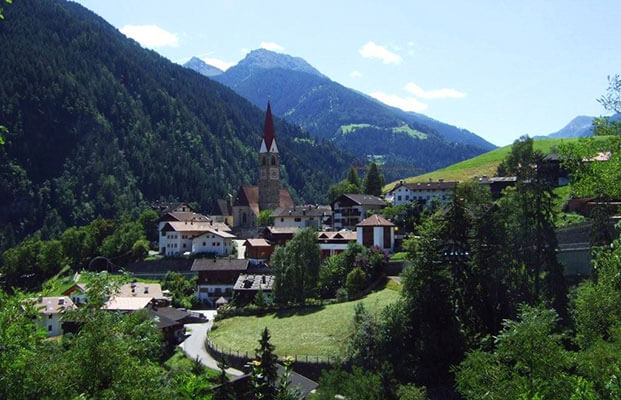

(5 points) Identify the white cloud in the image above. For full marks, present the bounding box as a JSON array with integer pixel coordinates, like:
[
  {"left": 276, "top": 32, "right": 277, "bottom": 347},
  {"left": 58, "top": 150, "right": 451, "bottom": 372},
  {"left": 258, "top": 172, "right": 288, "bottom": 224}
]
[
  {"left": 404, "top": 82, "right": 466, "bottom": 99},
  {"left": 120, "top": 24, "right": 179, "bottom": 48},
  {"left": 370, "top": 91, "right": 428, "bottom": 112},
  {"left": 260, "top": 41, "right": 285, "bottom": 52},
  {"left": 350, "top": 70, "right": 363, "bottom": 78},
  {"left": 359, "top": 41, "right": 402, "bottom": 64},
  {"left": 200, "top": 57, "right": 236, "bottom": 71}
]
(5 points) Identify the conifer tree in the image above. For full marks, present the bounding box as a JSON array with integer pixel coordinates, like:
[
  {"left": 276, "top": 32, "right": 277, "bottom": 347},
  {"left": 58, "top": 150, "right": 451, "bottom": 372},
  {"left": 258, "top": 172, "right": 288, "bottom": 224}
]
[
  {"left": 363, "top": 162, "right": 384, "bottom": 196},
  {"left": 347, "top": 167, "right": 361, "bottom": 188},
  {"left": 250, "top": 327, "right": 279, "bottom": 399}
]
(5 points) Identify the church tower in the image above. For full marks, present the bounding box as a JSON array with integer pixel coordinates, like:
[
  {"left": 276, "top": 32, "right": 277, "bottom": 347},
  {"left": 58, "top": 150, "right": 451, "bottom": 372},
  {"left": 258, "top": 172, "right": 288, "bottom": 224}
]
[{"left": 258, "top": 101, "right": 280, "bottom": 210}]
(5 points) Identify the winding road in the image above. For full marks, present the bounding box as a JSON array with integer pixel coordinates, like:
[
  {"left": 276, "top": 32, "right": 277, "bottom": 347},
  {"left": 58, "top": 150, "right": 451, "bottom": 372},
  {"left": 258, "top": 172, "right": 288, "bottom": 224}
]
[{"left": 179, "top": 310, "right": 244, "bottom": 376}]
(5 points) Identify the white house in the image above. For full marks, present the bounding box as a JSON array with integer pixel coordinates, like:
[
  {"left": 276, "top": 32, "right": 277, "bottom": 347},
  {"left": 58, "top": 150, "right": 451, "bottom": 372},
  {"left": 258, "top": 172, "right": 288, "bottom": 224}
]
[
  {"left": 30, "top": 296, "right": 76, "bottom": 337},
  {"left": 159, "top": 220, "right": 234, "bottom": 256},
  {"left": 332, "top": 194, "right": 387, "bottom": 230},
  {"left": 317, "top": 230, "right": 357, "bottom": 259},
  {"left": 271, "top": 205, "right": 332, "bottom": 229},
  {"left": 385, "top": 180, "right": 457, "bottom": 207},
  {"left": 356, "top": 215, "right": 395, "bottom": 253}
]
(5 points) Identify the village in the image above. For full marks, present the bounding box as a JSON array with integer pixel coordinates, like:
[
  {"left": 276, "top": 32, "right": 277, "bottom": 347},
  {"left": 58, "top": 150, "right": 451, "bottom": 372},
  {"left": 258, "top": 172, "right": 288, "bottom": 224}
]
[{"left": 23, "top": 103, "right": 617, "bottom": 398}]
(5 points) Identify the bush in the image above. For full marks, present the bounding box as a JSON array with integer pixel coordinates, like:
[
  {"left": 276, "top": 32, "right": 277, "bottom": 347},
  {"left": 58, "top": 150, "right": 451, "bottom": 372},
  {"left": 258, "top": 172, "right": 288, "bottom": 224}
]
[
  {"left": 345, "top": 267, "right": 366, "bottom": 297},
  {"left": 336, "top": 288, "right": 348, "bottom": 302}
]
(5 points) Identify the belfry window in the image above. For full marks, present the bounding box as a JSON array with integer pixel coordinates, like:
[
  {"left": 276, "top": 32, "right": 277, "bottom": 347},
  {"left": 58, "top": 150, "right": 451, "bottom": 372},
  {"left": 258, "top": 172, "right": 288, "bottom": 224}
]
[{"left": 271, "top": 156, "right": 276, "bottom": 165}]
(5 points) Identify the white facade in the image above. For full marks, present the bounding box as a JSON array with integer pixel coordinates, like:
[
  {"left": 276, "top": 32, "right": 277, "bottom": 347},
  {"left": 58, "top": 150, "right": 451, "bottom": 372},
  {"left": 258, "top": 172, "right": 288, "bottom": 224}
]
[
  {"left": 387, "top": 182, "right": 456, "bottom": 207},
  {"left": 356, "top": 226, "right": 395, "bottom": 252},
  {"left": 162, "top": 232, "right": 194, "bottom": 256},
  {"left": 196, "top": 284, "right": 234, "bottom": 304},
  {"left": 333, "top": 204, "right": 365, "bottom": 230},
  {"left": 36, "top": 313, "right": 64, "bottom": 337},
  {"left": 274, "top": 215, "right": 321, "bottom": 229},
  {"left": 31, "top": 297, "right": 75, "bottom": 337},
  {"left": 191, "top": 233, "right": 233, "bottom": 256}
]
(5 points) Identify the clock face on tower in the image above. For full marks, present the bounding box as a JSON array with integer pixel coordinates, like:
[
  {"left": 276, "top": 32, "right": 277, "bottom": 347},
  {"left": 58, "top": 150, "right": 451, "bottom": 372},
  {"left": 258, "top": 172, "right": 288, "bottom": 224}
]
[{"left": 270, "top": 168, "right": 278, "bottom": 180}]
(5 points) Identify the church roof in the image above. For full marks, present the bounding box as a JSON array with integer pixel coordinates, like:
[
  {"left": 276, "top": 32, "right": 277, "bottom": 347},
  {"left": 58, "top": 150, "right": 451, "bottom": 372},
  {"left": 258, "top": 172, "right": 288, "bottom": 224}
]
[
  {"left": 234, "top": 186, "right": 294, "bottom": 215},
  {"left": 263, "top": 101, "right": 276, "bottom": 151}
]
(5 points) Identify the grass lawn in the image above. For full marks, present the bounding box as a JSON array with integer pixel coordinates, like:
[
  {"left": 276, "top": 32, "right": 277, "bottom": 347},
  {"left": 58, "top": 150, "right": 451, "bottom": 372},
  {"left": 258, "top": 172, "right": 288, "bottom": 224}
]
[
  {"left": 383, "top": 136, "right": 611, "bottom": 192},
  {"left": 208, "top": 284, "right": 401, "bottom": 358}
]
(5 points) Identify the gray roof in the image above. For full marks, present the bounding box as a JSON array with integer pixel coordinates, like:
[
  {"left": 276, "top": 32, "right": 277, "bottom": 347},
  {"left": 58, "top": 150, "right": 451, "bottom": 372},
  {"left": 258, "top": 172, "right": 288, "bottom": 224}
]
[
  {"left": 233, "top": 274, "right": 275, "bottom": 291},
  {"left": 272, "top": 205, "right": 332, "bottom": 218},
  {"left": 337, "top": 194, "right": 386, "bottom": 206},
  {"left": 391, "top": 181, "right": 458, "bottom": 192},
  {"left": 191, "top": 258, "right": 249, "bottom": 272}
]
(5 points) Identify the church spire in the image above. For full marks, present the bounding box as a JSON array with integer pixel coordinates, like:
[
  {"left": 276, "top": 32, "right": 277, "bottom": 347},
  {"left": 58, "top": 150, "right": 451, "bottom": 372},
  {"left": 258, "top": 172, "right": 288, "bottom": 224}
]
[{"left": 261, "top": 101, "right": 276, "bottom": 152}]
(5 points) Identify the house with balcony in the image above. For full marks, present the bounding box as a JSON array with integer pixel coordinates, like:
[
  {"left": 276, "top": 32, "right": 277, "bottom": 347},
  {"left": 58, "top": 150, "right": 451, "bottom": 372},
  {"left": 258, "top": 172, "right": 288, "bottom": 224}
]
[
  {"left": 271, "top": 205, "right": 332, "bottom": 229},
  {"left": 385, "top": 180, "right": 457, "bottom": 207},
  {"left": 332, "top": 194, "right": 387, "bottom": 230}
]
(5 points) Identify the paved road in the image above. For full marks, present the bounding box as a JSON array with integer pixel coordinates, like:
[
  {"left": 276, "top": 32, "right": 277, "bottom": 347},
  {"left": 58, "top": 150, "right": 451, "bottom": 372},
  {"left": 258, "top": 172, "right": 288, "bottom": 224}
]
[{"left": 179, "top": 310, "right": 244, "bottom": 376}]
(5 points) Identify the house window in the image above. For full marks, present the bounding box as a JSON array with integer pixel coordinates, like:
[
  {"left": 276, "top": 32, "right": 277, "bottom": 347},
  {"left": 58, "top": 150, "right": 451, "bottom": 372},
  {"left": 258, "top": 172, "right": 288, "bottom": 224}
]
[
  {"left": 281, "top": 218, "right": 284, "bottom": 222},
  {"left": 294, "top": 217, "right": 301, "bottom": 222},
  {"left": 203, "top": 242, "right": 206, "bottom": 246},
  {"left": 397, "top": 195, "right": 402, "bottom": 201},
  {"left": 183, "top": 244, "right": 186, "bottom": 248},
  {"left": 48, "top": 325, "right": 52, "bottom": 331},
  {"left": 49, "top": 315, "right": 52, "bottom": 319}
]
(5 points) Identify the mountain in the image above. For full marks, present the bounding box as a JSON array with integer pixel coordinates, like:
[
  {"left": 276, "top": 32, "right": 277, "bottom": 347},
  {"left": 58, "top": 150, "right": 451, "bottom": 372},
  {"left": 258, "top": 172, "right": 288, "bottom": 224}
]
[
  {"left": 0, "top": 0, "right": 353, "bottom": 250},
  {"left": 183, "top": 56, "right": 223, "bottom": 77},
  {"left": 535, "top": 114, "right": 621, "bottom": 139},
  {"left": 198, "top": 49, "right": 497, "bottom": 181}
]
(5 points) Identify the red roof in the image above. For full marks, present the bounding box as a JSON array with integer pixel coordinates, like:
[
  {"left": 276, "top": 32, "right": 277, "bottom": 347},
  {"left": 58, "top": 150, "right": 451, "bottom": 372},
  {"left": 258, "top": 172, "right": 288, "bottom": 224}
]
[
  {"left": 356, "top": 214, "right": 395, "bottom": 227},
  {"left": 263, "top": 101, "right": 276, "bottom": 150}
]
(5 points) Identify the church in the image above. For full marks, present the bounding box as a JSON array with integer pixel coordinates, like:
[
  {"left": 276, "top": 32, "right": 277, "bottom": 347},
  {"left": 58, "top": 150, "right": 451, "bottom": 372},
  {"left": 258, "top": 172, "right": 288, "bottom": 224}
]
[{"left": 229, "top": 102, "right": 294, "bottom": 228}]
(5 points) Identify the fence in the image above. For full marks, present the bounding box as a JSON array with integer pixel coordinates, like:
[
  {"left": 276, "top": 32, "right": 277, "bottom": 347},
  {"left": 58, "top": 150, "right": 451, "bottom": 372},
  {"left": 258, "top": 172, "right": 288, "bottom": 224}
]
[{"left": 204, "top": 337, "right": 336, "bottom": 381}]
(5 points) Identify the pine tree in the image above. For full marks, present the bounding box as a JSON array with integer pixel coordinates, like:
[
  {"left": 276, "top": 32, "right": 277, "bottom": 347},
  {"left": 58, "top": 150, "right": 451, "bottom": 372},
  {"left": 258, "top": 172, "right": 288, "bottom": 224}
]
[
  {"left": 363, "top": 163, "right": 384, "bottom": 196},
  {"left": 347, "top": 167, "right": 361, "bottom": 188},
  {"left": 214, "top": 354, "right": 235, "bottom": 400},
  {"left": 250, "top": 327, "right": 279, "bottom": 399}
]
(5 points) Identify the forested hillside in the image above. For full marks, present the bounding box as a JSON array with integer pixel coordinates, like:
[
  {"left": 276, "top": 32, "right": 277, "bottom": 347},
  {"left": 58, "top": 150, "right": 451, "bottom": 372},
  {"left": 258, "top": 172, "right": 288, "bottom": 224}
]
[{"left": 0, "top": 0, "right": 353, "bottom": 251}]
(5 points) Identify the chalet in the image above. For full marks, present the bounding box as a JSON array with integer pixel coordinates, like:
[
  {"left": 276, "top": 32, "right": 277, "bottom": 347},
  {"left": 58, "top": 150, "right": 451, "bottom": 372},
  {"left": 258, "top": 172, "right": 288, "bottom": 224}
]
[
  {"left": 102, "top": 282, "right": 170, "bottom": 311},
  {"left": 229, "top": 102, "right": 295, "bottom": 228},
  {"left": 356, "top": 215, "right": 395, "bottom": 253},
  {"left": 159, "top": 220, "right": 235, "bottom": 257},
  {"left": 332, "top": 194, "right": 387, "bottom": 230},
  {"left": 385, "top": 179, "right": 457, "bottom": 207},
  {"left": 233, "top": 274, "right": 275, "bottom": 305},
  {"left": 317, "top": 230, "right": 357, "bottom": 259},
  {"left": 262, "top": 226, "right": 300, "bottom": 246},
  {"left": 146, "top": 305, "right": 201, "bottom": 346},
  {"left": 192, "top": 258, "right": 270, "bottom": 305},
  {"left": 30, "top": 296, "right": 76, "bottom": 337},
  {"left": 272, "top": 205, "right": 332, "bottom": 229},
  {"left": 103, "top": 296, "right": 154, "bottom": 312},
  {"left": 244, "top": 238, "right": 274, "bottom": 262},
  {"left": 62, "top": 283, "right": 88, "bottom": 305}
]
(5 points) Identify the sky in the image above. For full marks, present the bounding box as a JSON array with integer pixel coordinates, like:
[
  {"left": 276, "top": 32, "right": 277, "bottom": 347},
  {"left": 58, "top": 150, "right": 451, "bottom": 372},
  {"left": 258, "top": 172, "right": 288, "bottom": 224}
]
[{"left": 74, "top": 0, "right": 621, "bottom": 146}]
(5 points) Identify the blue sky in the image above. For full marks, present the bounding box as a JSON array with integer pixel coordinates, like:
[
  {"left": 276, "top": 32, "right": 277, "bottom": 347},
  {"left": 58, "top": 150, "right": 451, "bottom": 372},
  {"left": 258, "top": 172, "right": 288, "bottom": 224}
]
[{"left": 75, "top": 0, "right": 621, "bottom": 146}]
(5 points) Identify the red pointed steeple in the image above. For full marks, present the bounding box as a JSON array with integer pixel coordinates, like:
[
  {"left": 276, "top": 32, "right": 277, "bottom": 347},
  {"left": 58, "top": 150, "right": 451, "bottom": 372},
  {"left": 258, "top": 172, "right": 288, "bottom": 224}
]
[{"left": 262, "top": 101, "right": 275, "bottom": 151}]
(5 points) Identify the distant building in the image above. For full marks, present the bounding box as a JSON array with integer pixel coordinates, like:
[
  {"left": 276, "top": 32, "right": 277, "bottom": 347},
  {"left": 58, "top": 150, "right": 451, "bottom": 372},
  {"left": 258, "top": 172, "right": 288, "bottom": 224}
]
[
  {"left": 474, "top": 176, "right": 517, "bottom": 198},
  {"left": 192, "top": 258, "right": 270, "bottom": 306},
  {"left": 30, "top": 296, "right": 76, "bottom": 337},
  {"left": 62, "top": 283, "right": 88, "bottom": 305},
  {"left": 317, "top": 230, "right": 357, "bottom": 259},
  {"left": 332, "top": 194, "right": 387, "bottom": 230},
  {"left": 356, "top": 214, "right": 395, "bottom": 253},
  {"left": 272, "top": 205, "right": 332, "bottom": 229},
  {"left": 233, "top": 274, "right": 275, "bottom": 305},
  {"left": 230, "top": 102, "right": 295, "bottom": 228},
  {"left": 244, "top": 238, "right": 275, "bottom": 262},
  {"left": 262, "top": 226, "right": 300, "bottom": 246},
  {"left": 385, "top": 180, "right": 457, "bottom": 207},
  {"left": 159, "top": 220, "right": 235, "bottom": 257}
]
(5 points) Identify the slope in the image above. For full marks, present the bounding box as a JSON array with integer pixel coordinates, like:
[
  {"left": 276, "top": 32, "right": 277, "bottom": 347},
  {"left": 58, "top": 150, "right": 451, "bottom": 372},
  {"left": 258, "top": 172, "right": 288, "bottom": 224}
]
[
  {"left": 0, "top": 0, "right": 353, "bottom": 249},
  {"left": 384, "top": 137, "right": 611, "bottom": 191}
]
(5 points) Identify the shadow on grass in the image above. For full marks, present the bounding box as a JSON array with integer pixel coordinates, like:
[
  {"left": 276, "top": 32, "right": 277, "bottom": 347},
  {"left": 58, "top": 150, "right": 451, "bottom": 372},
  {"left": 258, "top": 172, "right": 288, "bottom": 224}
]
[{"left": 273, "top": 305, "right": 326, "bottom": 319}]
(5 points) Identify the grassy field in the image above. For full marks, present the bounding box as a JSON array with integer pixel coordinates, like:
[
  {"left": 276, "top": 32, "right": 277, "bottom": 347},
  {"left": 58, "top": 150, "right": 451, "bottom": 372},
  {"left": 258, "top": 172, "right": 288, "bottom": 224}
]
[
  {"left": 384, "top": 136, "right": 609, "bottom": 192},
  {"left": 208, "top": 284, "right": 401, "bottom": 358}
]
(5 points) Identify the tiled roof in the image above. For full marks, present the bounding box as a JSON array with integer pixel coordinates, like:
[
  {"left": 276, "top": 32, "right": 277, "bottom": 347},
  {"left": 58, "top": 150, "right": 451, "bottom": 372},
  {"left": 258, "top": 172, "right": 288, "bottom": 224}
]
[
  {"left": 161, "top": 221, "right": 232, "bottom": 235},
  {"left": 117, "top": 282, "right": 165, "bottom": 299},
  {"left": 103, "top": 296, "right": 152, "bottom": 311},
  {"left": 316, "top": 230, "right": 357, "bottom": 241},
  {"left": 244, "top": 238, "right": 272, "bottom": 247},
  {"left": 191, "top": 258, "right": 249, "bottom": 272},
  {"left": 391, "top": 181, "right": 458, "bottom": 192},
  {"left": 265, "top": 226, "right": 300, "bottom": 234},
  {"left": 235, "top": 186, "right": 260, "bottom": 216},
  {"left": 272, "top": 205, "right": 331, "bottom": 218},
  {"left": 30, "top": 296, "right": 76, "bottom": 315},
  {"left": 356, "top": 214, "right": 395, "bottom": 227}
]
